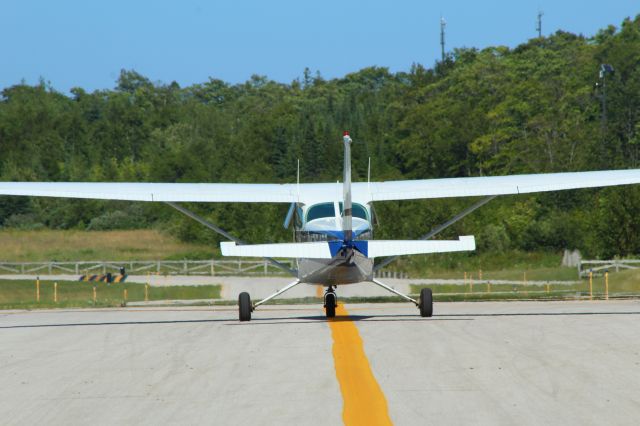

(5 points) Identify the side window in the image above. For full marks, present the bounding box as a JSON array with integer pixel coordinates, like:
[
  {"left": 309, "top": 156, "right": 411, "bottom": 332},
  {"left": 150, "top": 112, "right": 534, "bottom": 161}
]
[{"left": 306, "top": 203, "right": 336, "bottom": 222}]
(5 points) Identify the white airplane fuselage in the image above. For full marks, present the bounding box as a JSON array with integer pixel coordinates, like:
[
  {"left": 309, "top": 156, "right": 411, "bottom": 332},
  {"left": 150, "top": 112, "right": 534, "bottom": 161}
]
[{"left": 295, "top": 203, "right": 374, "bottom": 285}]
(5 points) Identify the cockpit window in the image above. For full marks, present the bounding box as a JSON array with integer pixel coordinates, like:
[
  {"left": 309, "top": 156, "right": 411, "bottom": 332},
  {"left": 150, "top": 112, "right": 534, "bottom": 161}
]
[
  {"left": 339, "top": 202, "right": 368, "bottom": 220},
  {"left": 306, "top": 203, "right": 335, "bottom": 222},
  {"left": 306, "top": 202, "right": 368, "bottom": 222}
]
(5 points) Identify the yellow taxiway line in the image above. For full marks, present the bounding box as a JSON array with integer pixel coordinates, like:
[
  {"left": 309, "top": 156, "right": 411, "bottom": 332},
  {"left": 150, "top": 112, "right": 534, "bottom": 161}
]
[{"left": 329, "top": 304, "right": 392, "bottom": 426}]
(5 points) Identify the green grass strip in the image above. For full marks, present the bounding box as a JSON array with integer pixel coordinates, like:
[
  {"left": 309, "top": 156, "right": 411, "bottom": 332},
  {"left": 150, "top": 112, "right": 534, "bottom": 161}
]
[{"left": 0, "top": 279, "right": 221, "bottom": 310}]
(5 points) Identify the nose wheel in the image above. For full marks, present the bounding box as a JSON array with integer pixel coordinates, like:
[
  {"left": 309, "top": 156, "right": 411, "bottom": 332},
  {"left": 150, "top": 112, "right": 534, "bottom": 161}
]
[{"left": 324, "top": 286, "right": 337, "bottom": 318}]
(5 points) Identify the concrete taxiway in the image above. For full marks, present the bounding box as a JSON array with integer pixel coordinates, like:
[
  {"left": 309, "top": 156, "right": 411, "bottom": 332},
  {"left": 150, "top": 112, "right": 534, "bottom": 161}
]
[{"left": 1, "top": 300, "right": 640, "bottom": 425}]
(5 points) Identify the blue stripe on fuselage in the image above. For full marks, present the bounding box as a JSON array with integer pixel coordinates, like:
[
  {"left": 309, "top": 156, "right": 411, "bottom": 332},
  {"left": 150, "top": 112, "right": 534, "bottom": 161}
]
[
  {"left": 321, "top": 228, "right": 369, "bottom": 240},
  {"left": 328, "top": 240, "right": 368, "bottom": 257}
]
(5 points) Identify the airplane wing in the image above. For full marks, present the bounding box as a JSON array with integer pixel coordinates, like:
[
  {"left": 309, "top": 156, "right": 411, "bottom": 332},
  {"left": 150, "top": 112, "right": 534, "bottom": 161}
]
[
  {"left": 360, "top": 169, "right": 640, "bottom": 202},
  {"left": 1, "top": 169, "right": 640, "bottom": 204},
  {"left": 0, "top": 182, "right": 299, "bottom": 203}
]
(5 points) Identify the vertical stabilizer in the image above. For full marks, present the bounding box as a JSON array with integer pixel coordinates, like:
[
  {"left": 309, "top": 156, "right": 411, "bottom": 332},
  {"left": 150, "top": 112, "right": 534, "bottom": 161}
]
[{"left": 342, "top": 131, "right": 353, "bottom": 241}]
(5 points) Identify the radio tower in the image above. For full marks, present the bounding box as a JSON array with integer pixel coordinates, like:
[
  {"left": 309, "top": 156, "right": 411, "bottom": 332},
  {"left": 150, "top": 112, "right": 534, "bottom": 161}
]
[
  {"left": 536, "top": 10, "right": 544, "bottom": 38},
  {"left": 440, "top": 16, "right": 446, "bottom": 62}
]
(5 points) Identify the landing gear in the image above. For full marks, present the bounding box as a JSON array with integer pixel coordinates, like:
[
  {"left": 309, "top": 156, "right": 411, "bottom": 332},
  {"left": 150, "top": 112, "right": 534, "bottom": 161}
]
[
  {"left": 237, "top": 280, "right": 302, "bottom": 322},
  {"left": 371, "top": 278, "right": 434, "bottom": 318},
  {"left": 238, "top": 292, "right": 252, "bottom": 321},
  {"left": 324, "top": 286, "right": 337, "bottom": 318},
  {"left": 419, "top": 288, "right": 433, "bottom": 317}
]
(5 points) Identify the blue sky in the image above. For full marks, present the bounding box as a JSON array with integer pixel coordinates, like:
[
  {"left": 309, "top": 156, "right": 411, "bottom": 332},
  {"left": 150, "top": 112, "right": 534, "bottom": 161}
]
[{"left": 2, "top": 1, "right": 638, "bottom": 93}]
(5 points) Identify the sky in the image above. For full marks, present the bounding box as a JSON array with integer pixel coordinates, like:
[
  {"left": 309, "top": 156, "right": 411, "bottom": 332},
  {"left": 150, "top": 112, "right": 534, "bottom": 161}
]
[{"left": 1, "top": 0, "right": 638, "bottom": 93}]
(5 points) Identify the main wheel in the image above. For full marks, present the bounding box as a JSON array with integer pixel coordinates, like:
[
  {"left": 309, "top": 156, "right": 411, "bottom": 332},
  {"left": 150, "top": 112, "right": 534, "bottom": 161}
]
[
  {"left": 419, "top": 288, "right": 433, "bottom": 317},
  {"left": 325, "top": 293, "right": 336, "bottom": 318},
  {"left": 238, "top": 292, "right": 252, "bottom": 321}
]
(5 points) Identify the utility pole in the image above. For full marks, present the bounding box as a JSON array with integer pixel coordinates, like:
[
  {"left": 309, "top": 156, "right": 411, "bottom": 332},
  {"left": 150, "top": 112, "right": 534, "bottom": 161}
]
[
  {"left": 536, "top": 10, "right": 543, "bottom": 38},
  {"left": 440, "top": 17, "right": 446, "bottom": 62}
]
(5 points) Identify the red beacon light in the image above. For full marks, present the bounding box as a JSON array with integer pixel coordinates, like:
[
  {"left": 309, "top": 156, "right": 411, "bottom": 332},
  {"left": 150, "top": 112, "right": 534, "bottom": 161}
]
[{"left": 343, "top": 131, "right": 350, "bottom": 136}]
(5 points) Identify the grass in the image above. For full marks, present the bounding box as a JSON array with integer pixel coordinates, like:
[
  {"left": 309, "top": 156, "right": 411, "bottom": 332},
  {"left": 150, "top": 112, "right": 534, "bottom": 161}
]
[
  {"left": 0, "top": 279, "right": 221, "bottom": 309},
  {"left": 0, "top": 229, "right": 214, "bottom": 261},
  {"left": 388, "top": 250, "right": 577, "bottom": 280},
  {"left": 411, "top": 269, "right": 640, "bottom": 301}
]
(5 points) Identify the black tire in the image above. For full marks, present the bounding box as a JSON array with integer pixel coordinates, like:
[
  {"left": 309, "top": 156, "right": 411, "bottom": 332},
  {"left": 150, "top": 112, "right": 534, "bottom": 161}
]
[
  {"left": 238, "top": 292, "right": 252, "bottom": 321},
  {"left": 419, "top": 288, "right": 433, "bottom": 317},
  {"left": 325, "top": 293, "right": 336, "bottom": 318}
]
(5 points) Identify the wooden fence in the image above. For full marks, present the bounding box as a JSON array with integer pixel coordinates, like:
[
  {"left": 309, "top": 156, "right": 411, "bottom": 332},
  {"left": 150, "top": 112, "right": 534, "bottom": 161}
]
[{"left": 0, "top": 259, "right": 295, "bottom": 276}]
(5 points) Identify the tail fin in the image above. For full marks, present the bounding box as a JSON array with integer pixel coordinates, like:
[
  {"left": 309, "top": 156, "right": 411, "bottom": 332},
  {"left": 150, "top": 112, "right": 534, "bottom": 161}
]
[{"left": 342, "top": 131, "right": 353, "bottom": 241}]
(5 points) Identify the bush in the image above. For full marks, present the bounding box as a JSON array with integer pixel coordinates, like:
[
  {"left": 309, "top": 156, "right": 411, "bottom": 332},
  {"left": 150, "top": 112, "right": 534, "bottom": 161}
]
[
  {"left": 2, "top": 213, "right": 45, "bottom": 230},
  {"left": 478, "top": 224, "right": 511, "bottom": 252},
  {"left": 87, "top": 205, "right": 149, "bottom": 230}
]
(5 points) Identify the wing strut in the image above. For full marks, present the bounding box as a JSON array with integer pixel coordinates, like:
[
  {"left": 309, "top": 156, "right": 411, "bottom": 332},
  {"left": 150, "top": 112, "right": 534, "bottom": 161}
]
[
  {"left": 165, "top": 202, "right": 297, "bottom": 277},
  {"left": 373, "top": 195, "right": 496, "bottom": 272}
]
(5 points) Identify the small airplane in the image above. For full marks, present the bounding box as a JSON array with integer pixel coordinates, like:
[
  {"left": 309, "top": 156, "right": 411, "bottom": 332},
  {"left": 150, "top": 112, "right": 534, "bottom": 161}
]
[{"left": 2, "top": 132, "right": 640, "bottom": 321}]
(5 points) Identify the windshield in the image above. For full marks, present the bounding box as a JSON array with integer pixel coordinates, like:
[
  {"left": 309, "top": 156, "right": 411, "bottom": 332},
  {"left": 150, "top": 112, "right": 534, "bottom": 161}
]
[
  {"left": 306, "top": 202, "right": 368, "bottom": 222},
  {"left": 339, "top": 202, "right": 368, "bottom": 220},
  {"left": 306, "top": 203, "right": 335, "bottom": 222}
]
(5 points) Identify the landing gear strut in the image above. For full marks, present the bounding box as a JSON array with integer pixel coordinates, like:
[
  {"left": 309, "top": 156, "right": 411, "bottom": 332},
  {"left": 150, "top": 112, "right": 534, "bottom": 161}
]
[
  {"left": 371, "top": 278, "right": 434, "bottom": 318},
  {"left": 237, "top": 279, "right": 302, "bottom": 322},
  {"left": 324, "top": 286, "right": 337, "bottom": 318}
]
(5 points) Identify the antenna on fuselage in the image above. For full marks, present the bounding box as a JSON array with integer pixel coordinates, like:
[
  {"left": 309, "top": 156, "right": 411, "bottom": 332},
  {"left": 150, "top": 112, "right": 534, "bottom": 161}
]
[
  {"left": 367, "top": 157, "right": 371, "bottom": 191},
  {"left": 296, "top": 158, "right": 300, "bottom": 203}
]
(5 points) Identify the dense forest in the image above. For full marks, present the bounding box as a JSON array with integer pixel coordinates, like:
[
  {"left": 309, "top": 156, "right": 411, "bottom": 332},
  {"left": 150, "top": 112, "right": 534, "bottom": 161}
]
[{"left": 2, "top": 16, "right": 640, "bottom": 259}]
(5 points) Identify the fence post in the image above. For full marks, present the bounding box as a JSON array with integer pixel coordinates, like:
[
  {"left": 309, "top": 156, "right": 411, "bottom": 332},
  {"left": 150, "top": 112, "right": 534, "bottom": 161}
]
[
  {"left": 54, "top": 282, "right": 57, "bottom": 303},
  {"left": 589, "top": 271, "right": 593, "bottom": 301},
  {"left": 605, "top": 271, "right": 609, "bottom": 300},
  {"left": 264, "top": 261, "right": 267, "bottom": 275},
  {"left": 487, "top": 281, "right": 491, "bottom": 294},
  {"left": 93, "top": 286, "right": 97, "bottom": 305},
  {"left": 36, "top": 277, "right": 40, "bottom": 303},
  {"left": 546, "top": 282, "right": 550, "bottom": 294},
  {"left": 479, "top": 269, "right": 482, "bottom": 280},
  {"left": 123, "top": 288, "right": 128, "bottom": 303},
  {"left": 145, "top": 284, "right": 149, "bottom": 302},
  {"left": 211, "top": 260, "right": 215, "bottom": 276},
  {"left": 464, "top": 271, "right": 467, "bottom": 287},
  {"left": 470, "top": 274, "right": 473, "bottom": 293}
]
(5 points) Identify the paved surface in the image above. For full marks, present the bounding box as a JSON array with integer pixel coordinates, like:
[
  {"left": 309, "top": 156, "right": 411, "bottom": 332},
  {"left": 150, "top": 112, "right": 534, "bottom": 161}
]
[{"left": 1, "top": 300, "right": 640, "bottom": 425}]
